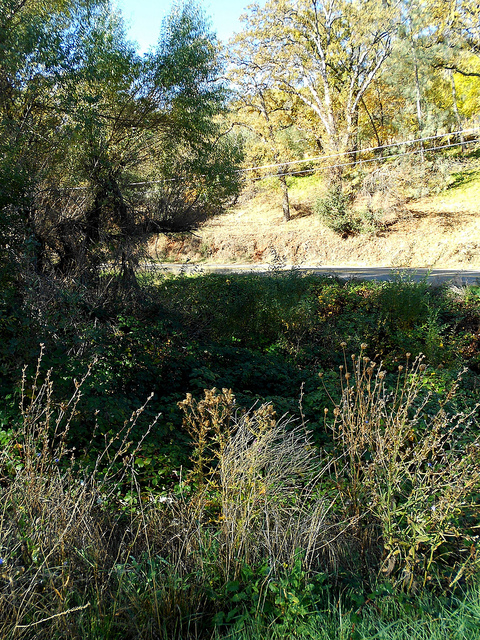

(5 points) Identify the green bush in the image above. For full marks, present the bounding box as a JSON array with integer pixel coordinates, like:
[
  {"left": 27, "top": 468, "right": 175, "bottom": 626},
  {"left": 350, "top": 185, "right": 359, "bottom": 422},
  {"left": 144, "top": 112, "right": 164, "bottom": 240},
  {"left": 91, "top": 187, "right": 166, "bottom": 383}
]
[
  {"left": 315, "top": 187, "right": 383, "bottom": 237},
  {"left": 315, "top": 187, "right": 360, "bottom": 236}
]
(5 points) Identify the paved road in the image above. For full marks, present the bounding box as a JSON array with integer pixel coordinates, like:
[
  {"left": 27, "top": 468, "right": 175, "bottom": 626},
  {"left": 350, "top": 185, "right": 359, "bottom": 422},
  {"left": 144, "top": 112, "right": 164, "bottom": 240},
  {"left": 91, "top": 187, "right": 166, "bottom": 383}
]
[{"left": 141, "top": 262, "right": 480, "bottom": 285}]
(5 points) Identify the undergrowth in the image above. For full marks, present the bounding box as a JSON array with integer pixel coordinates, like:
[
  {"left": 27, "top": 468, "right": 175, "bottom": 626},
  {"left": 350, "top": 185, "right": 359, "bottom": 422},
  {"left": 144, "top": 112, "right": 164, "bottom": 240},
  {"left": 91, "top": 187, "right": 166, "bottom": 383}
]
[{"left": 0, "top": 344, "right": 479, "bottom": 638}]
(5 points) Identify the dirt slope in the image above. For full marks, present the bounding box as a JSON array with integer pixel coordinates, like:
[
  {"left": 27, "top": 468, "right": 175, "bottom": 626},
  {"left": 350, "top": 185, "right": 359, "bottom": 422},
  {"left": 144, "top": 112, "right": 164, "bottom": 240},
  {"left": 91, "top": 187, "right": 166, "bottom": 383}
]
[{"left": 148, "top": 167, "right": 480, "bottom": 270}]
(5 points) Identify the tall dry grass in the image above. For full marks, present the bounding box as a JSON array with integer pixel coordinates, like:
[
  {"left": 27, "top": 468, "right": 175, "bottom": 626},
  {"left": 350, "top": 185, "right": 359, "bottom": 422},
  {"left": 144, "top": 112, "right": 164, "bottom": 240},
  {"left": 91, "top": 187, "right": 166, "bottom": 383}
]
[
  {"left": 1, "top": 348, "right": 479, "bottom": 637},
  {"left": 0, "top": 348, "right": 156, "bottom": 639},
  {"left": 176, "top": 390, "right": 341, "bottom": 578},
  {"left": 327, "top": 345, "right": 480, "bottom": 590}
]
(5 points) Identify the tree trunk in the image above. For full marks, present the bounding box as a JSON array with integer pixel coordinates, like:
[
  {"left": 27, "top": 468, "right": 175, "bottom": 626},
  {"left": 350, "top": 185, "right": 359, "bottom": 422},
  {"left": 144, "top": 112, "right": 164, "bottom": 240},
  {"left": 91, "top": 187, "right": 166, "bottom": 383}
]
[
  {"left": 120, "top": 250, "right": 139, "bottom": 290},
  {"left": 449, "top": 70, "right": 465, "bottom": 153},
  {"left": 348, "top": 108, "right": 359, "bottom": 165},
  {"left": 85, "top": 188, "right": 103, "bottom": 246},
  {"left": 110, "top": 175, "right": 131, "bottom": 235},
  {"left": 26, "top": 209, "right": 45, "bottom": 274},
  {"left": 278, "top": 169, "right": 290, "bottom": 222},
  {"left": 328, "top": 162, "right": 344, "bottom": 191},
  {"left": 410, "top": 37, "right": 424, "bottom": 162}
]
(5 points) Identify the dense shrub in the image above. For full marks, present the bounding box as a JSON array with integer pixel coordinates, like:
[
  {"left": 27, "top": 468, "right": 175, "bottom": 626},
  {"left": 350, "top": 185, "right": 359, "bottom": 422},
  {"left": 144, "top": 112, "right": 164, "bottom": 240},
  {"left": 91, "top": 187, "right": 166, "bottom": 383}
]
[
  {"left": 1, "top": 360, "right": 479, "bottom": 638},
  {"left": 315, "top": 187, "right": 359, "bottom": 236},
  {"left": 315, "top": 187, "right": 381, "bottom": 236}
]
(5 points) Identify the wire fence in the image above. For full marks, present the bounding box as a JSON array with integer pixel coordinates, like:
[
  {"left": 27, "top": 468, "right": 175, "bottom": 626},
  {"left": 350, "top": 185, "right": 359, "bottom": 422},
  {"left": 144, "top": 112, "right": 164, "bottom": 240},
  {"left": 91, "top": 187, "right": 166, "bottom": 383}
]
[
  {"left": 253, "top": 137, "right": 480, "bottom": 181},
  {"left": 59, "top": 127, "right": 480, "bottom": 190},
  {"left": 238, "top": 127, "right": 480, "bottom": 173}
]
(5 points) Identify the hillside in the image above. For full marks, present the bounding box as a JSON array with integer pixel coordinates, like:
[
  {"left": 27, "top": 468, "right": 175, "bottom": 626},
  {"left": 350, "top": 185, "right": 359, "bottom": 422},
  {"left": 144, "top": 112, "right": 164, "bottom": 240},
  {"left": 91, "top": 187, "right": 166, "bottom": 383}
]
[{"left": 148, "top": 158, "right": 480, "bottom": 269}]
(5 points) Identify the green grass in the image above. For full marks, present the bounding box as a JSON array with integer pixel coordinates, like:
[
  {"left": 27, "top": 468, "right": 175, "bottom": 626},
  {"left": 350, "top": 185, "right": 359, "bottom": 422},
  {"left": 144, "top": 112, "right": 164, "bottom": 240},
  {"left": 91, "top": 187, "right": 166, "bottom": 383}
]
[
  {"left": 446, "top": 166, "right": 480, "bottom": 191},
  {"left": 286, "top": 172, "right": 324, "bottom": 198},
  {"left": 214, "top": 586, "right": 480, "bottom": 639}
]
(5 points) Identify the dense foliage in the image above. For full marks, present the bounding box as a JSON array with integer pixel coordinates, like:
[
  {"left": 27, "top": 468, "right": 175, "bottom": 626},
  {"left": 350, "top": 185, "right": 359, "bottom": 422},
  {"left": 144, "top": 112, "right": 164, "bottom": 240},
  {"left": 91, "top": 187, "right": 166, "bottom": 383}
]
[
  {"left": 1, "top": 0, "right": 479, "bottom": 637},
  {"left": 0, "top": 270, "right": 479, "bottom": 638},
  {"left": 2, "top": 270, "right": 479, "bottom": 452},
  {"left": 0, "top": 0, "right": 242, "bottom": 283}
]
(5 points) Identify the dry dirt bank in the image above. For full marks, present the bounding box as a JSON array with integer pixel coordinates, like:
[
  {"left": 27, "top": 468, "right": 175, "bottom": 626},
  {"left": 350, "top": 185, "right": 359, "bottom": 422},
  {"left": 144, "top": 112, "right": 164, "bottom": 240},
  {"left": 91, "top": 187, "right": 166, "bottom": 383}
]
[{"left": 147, "top": 176, "right": 480, "bottom": 270}]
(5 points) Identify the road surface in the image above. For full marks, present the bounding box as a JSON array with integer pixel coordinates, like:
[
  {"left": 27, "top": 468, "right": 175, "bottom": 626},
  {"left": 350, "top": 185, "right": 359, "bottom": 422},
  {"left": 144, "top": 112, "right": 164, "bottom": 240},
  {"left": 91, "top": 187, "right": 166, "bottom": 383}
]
[{"left": 140, "top": 262, "right": 480, "bottom": 285}]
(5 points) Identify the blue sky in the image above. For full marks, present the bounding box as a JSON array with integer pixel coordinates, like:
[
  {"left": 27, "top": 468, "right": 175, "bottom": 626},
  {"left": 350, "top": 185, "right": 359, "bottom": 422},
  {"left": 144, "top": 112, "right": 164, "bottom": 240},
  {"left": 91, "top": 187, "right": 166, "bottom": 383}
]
[{"left": 115, "top": 0, "right": 263, "bottom": 52}]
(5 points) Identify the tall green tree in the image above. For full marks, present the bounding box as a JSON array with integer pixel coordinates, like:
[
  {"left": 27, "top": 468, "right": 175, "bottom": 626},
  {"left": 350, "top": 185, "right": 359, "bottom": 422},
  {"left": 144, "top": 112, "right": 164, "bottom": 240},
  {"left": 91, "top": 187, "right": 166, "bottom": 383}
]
[
  {"left": 431, "top": 0, "right": 480, "bottom": 78},
  {"left": 376, "top": 0, "right": 449, "bottom": 146},
  {"left": 348, "top": 0, "right": 475, "bottom": 154},
  {"left": 0, "top": 0, "right": 241, "bottom": 284},
  {"left": 0, "top": 0, "right": 77, "bottom": 271}
]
